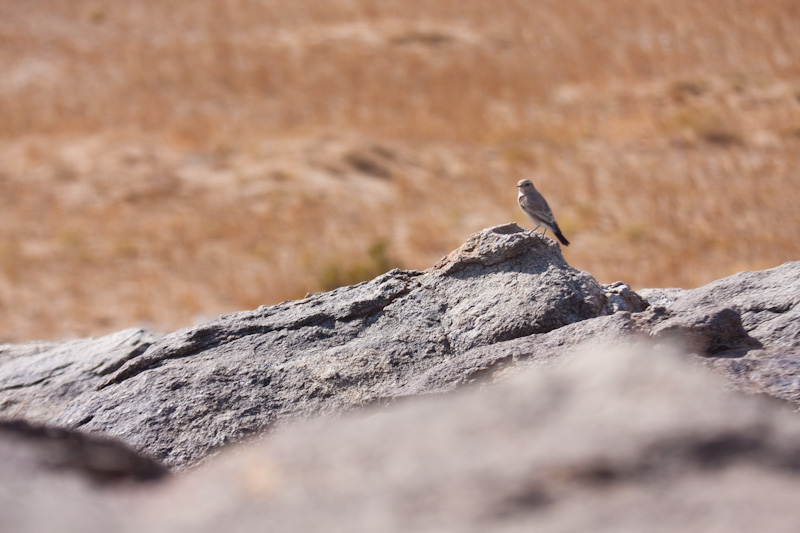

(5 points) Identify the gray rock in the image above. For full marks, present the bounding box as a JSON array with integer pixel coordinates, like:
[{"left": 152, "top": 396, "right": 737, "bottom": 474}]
[
  {"left": 637, "top": 287, "right": 687, "bottom": 307},
  {"left": 601, "top": 281, "right": 648, "bottom": 314},
  {"left": 663, "top": 262, "right": 800, "bottom": 403},
  {"left": 411, "top": 262, "right": 800, "bottom": 406},
  {"left": 0, "top": 419, "right": 167, "bottom": 483},
  {"left": 136, "top": 346, "right": 800, "bottom": 533},
  {"left": 0, "top": 419, "right": 166, "bottom": 533},
  {"left": 0, "top": 329, "right": 162, "bottom": 423},
  {"left": 412, "top": 312, "right": 641, "bottom": 391},
  {"left": 56, "top": 224, "right": 607, "bottom": 469},
  {"left": 0, "top": 224, "right": 799, "bottom": 477},
  {"left": 6, "top": 345, "right": 800, "bottom": 533},
  {"left": 648, "top": 305, "right": 760, "bottom": 356},
  {"left": 665, "top": 262, "right": 800, "bottom": 350},
  {"left": 0, "top": 226, "right": 799, "bottom": 532}
]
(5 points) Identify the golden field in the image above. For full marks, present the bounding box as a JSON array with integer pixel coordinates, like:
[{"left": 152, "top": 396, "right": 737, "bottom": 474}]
[{"left": 0, "top": 0, "right": 799, "bottom": 341}]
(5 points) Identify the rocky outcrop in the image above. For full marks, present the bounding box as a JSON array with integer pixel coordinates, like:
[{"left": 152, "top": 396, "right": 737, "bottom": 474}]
[
  {"left": 0, "top": 329, "right": 162, "bottom": 423},
  {"left": 55, "top": 223, "right": 606, "bottom": 468},
  {"left": 397, "top": 260, "right": 800, "bottom": 396},
  {"left": 0, "top": 419, "right": 167, "bottom": 483},
  {"left": 144, "top": 346, "right": 800, "bottom": 533},
  {"left": 5, "top": 347, "right": 800, "bottom": 533},
  {"left": 1, "top": 223, "right": 799, "bottom": 531},
  {"left": 666, "top": 263, "right": 800, "bottom": 402},
  {"left": 1, "top": 224, "right": 798, "bottom": 472},
  {"left": 0, "top": 418, "right": 167, "bottom": 533}
]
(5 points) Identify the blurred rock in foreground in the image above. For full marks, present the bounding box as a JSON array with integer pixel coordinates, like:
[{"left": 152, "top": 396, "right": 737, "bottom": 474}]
[{"left": 4, "top": 347, "right": 800, "bottom": 533}]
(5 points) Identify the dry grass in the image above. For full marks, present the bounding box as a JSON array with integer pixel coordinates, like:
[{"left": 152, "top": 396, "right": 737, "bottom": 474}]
[{"left": 0, "top": 0, "right": 799, "bottom": 341}]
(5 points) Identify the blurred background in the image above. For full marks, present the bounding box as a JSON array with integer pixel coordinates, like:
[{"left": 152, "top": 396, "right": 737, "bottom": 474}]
[{"left": 0, "top": 0, "right": 798, "bottom": 342}]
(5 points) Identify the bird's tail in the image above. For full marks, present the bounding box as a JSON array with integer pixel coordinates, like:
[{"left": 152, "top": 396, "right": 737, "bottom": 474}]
[{"left": 553, "top": 226, "right": 570, "bottom": 246}]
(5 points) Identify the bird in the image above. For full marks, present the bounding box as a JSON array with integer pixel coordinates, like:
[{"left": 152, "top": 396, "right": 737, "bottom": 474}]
[{"left": 517, "top": 179, "right": 570, "bottom": 246}]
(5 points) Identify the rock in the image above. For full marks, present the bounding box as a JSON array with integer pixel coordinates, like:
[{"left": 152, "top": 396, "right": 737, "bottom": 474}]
[
  {"left": 56, "top": 224, "right": 606, "bottom": 469},
  {"left": 0, "top": 419, "right": 167, "bottom": 483},
  {"left": 601, "top": 281, "right": 648, "bottom": 314},
  {"left": 637, "top": 287, "right": 687, "bottom": 307},
  {"left": 648, "top": 305, "right": 761, "bottom": 356},
  {"left": 411, "top": 262, "right": 800, "bottom": 395},
  {"left": 0, "top": 329, "right": 162, "bottom": 423},
  {"left": 0, "top": 419, "right": 166, "bottom": 533},
  {"left": 6, "top": 345, "right": 800, "bottom": 533},
  {"left": 131, "top": 346, "right": 800, "bottom": 533},
  {"left": 664, "top": 262, "right": 800, "bottom": 350},
  {"left": 414, "top": 261, "right": 800, "bottom": 405},
  {"left": 412, "top": 312, "right": 641, "bottom": 391},
  {"left": 0, "top": 225, "right": 798, "bottom": 476},
  {"left": 663, "top": 262, "right": 800, "bottom": 403},
  {"left": 0, "top": 227, "right": 800, "bottom": 532}
]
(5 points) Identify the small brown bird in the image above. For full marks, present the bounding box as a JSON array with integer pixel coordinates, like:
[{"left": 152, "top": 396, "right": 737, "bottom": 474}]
[{"left": 517, "top": 179, "right": 570, "bottom": 246}]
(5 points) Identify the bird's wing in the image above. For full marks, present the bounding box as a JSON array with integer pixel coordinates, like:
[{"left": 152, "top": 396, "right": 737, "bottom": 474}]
[{"left": 520, "top": 193, "right": 556, "bottom": 224}]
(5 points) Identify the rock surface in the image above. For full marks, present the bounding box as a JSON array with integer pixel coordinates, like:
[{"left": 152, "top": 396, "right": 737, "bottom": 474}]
[
  {"left": 143, "top": 346, "right": 800, "bottom": 533},
  {"left": 5, "top": 347, "right": 800, "bottom": 533},
  {"left": 0, "top": 224, "right": 798, "bottom": 472},
  {"left": 403, "top": 262, "right": 800, "bottom": 397},
  {"left": 0, "top": 419, "right": 167, "bottom": 483},
  {"left": 0, "top": 224, "right": 799, "bottom": 531},
  {"left": 670, "top": 262, "right": 800, "bottom": 402},
  {"left": 55, "top": 223, "right": 606, "bottom": 468},
  {"left": 0, "top": 329, "right": 162, "bottom": 423},
  {"left": 0, "top": 418, "right": 166, "bottom": 533}
]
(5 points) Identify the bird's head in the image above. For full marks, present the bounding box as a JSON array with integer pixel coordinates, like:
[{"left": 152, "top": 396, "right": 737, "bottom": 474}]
[{"left": 517, "top": 179, "right": 534, "bottom": 191}]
